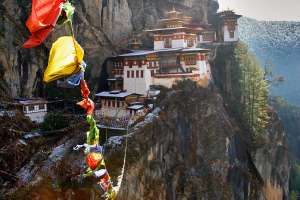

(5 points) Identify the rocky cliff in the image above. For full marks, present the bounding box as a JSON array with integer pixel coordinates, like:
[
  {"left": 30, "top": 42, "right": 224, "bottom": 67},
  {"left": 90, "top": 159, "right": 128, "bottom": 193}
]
[
  {"left": 0, "top": 0, "right": 218, "bottom": 98},
  {"left": 212, "top": 43, "right": 290, "bottom": 200},
  {"left": 5, "top": 80, "right": 290, "bottom": 200}
]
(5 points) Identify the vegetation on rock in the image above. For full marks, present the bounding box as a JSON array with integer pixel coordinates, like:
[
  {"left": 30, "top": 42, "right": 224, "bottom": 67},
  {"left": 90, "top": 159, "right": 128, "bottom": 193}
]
[
  {"left": 270, "top": 96, "right": 300, "bottom": 197},
  {"left": 41, "top": 112, "right": 70, "bottom": 131},
  {"left": 290, "top": 161, "right": 300, "bottom": 199},
  {"left": 214, "top": 42, "right": 269, "bottom": 137}
]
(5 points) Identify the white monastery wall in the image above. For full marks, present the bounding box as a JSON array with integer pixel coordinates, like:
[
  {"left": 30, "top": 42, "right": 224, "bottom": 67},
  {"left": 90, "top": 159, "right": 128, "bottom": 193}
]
[
  {"left": 124, "top": 64, "right": 152, "bottom": 95},
  {"left": 154, "top": 41, "right": 164, "bottom": 50},
  {"left": 172, "top": 39, "right": 186, "bottom": 48}
]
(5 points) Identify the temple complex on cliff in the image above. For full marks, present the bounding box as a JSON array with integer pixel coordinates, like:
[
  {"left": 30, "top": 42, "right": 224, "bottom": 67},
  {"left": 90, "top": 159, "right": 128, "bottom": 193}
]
[{"left": 95, "top": 8, "right": 241, "bottom": 126}]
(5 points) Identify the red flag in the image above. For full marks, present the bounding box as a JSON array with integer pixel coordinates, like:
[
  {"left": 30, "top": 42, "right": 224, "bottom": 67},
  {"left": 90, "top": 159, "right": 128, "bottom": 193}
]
[
  {"left": 77, "top": 98, "right": 95, "bottom": 115},
  {"left": 86, "top": 153, "right": 103, "bottom": 170},
  {"left": 80, "top": 80, "right": 90, "bottom": 99},
  {"left": 23, "top": 0, "right": 65, "bottom": 48}
]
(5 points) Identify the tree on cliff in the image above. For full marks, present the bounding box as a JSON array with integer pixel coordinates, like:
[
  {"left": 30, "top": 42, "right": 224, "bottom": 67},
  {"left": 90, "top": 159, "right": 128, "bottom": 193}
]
[{"left": 232, "top": 43, "right": 269, "bottom": 137}]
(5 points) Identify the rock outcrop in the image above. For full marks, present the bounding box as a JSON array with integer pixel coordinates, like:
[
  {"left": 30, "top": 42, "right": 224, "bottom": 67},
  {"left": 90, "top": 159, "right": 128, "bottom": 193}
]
[
  {"left": 4, "top": 81, "right": 289, "bottom": 200},
  {"left": 213, "top": 43, "right": 290, "bottom": 200}
]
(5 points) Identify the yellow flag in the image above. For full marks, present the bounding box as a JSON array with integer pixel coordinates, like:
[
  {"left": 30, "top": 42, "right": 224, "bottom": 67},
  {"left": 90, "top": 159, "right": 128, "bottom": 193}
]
[{"left": 43, "top": 36, "right": 84, "bottom": 83}]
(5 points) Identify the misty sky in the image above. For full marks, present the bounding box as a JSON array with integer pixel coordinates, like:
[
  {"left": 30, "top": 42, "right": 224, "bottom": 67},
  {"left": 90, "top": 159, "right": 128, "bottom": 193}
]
[{"left": 218, "top": 0, "right": 300, "bottom": 21}]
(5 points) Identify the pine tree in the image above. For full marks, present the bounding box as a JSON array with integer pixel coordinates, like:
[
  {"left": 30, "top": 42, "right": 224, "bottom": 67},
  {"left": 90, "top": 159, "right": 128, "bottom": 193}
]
[{"left": 233, "top": 43, "right": 269, "bottom": 136}]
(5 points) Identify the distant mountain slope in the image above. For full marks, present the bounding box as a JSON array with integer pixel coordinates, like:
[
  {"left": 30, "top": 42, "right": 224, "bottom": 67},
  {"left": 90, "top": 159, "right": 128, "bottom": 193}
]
[{"left": 239, "top": 17, "right": 300, "bottom": 106}]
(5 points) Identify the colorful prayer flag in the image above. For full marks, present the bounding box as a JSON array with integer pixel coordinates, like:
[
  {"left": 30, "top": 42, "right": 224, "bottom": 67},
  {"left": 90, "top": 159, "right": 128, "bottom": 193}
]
[
  {"left": 43, "top": 36, "right": 84, "bottom": 83},
  {"left": 23, "top": 0, "right": 65, "bottom": 48}
]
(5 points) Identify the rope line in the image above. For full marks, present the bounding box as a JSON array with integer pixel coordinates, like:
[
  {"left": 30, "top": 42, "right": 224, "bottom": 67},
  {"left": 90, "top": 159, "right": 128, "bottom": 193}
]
[{"left": 65, "top": 3, "right": 131, "bottom": 196}]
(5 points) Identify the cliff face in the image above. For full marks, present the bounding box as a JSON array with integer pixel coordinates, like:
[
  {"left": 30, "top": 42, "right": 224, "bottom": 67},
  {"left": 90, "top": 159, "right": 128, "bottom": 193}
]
[
  {"left": 8, "top": 81, "right": 288, "bottom": 200},
  {"left": 116, "top": 83, "right": 255, "bottom": 200},
  {"left": 0, "top": 0, "right": 218, "bottom": 98},
  {"left": 212, "top": 44, "right": 290, "bottom": 200}
]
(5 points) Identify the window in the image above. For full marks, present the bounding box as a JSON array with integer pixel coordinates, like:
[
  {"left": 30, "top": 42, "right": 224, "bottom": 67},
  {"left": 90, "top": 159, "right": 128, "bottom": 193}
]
[
  {"left": 112, "top": 100, "right": 115, "bottom": 107},
  {"left": 131, "top": 71, "right": 135, "bottom": 78},
  {"left": 117, "top": 101, "right": 120, "bottom": 107},
  {"left": 187, "top": 39, "right": 194, "bottom": 47},
  {"left": 39, "top": 104, "right": 45, "bottom": 110},
  {"left": 127, "top": 71, "right": 130, "bottom": 78},
  {"left": 108, "top": 101, "right": 111, "bottom": 107},
  {"left": 185, "top": 56, "right": 196, "bottom": 65},
  {"left": 141, "top": 70, "right": 144, "bottom": 78},
  {"left": 28, "top": 105, "right": 34, "bottom": 111},
  {"left": 149, "top": 62, "right": 152, "bottom": 68},
  {"left": 229, "top": 31, "right": 234, "bottom": 38},
  {"left": 151, "top": 70, "right": 154, "bottom": 77},
  {"left": 164, "top": 38, "right": 172, "bottom": 48},
  {"left": 136, "top": 70, "right": 139, "bottom": 78}
]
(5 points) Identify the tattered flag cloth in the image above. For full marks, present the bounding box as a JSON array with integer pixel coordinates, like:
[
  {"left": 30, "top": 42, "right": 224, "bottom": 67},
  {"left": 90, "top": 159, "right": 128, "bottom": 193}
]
[
  {"left": 57, "top": 62, "right": 86, "bottom": 88},
  {"left": 86, "top": 152, "right": 103, "bottom": 170},
  {"left": 77, "top": 98, "right": 95, "bottom": 115},
  {"left": 23, "top": 0, "right": 65, "bottom": 48},
  {"left": 86, "top": 115, "right": 99, "bottom": 145},
  {"left": 43, "top": 36, "right": 84, "bottom": 83},
  {"left": 77, "top": 80, "right": 95, "bottom": 115},
  {"left": 80, "top": 79, "right": 90, "bottom": 99}
]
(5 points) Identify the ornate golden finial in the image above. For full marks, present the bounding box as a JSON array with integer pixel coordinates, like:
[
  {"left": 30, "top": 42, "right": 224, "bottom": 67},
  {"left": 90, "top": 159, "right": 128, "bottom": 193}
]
[{"left": 129, "top": 34, "right": 142, "bottom": 50}]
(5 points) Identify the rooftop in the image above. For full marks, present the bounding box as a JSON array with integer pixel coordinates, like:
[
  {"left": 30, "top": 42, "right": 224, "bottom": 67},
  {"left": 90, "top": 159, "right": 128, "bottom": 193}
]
[
  {"left": 145, "top": 27, "right": 202, "bottom": 33},
  {"left": 218, "top": 10, "right": 242, "bottom": 18},
  {"left": 127, "top": 105, "right": 144, "bottom": 110},
  {"left": 156, "top": 48, "right": 210, "bottom": 54},
  {"left": 181, "top": 48, "right": 210, "bottom": 53},
  {"left": 118, "top": 50, "right": 155, "bottom": 57},
  {"left": 116, "top": 48, "right": 210, "bottom": 58},
  {"left": 17, "top": 99, "right": 48, "bottom": 105},
  {"left": 95, "top": 91, "right": 133, "bottom": 98}
]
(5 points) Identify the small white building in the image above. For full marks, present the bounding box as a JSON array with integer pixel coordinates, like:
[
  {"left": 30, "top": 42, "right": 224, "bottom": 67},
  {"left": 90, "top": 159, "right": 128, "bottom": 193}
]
[
  {"left": 218, "top": 10, "right": 241, "bottom": 42},
  {"left": 18, "top": 99, "right": 48, "bottom": 123},
  {"left": 95, "top": 91, "right": 136, "bottom": 118},
  {"left": 127, "top": 102, "right": 145, "bottom": 116},
  {"left": 94, "top": 91, "right": 147, "bottom": 130}
]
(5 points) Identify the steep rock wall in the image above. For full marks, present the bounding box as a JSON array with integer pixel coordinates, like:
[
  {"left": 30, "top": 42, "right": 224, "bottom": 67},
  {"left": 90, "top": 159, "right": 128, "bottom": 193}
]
[
  {"left": 113, "top": 82, "right": 267, "bottom": 200},
  {"left": 212, "top": 43, "right": 290, "bottom": 199}
]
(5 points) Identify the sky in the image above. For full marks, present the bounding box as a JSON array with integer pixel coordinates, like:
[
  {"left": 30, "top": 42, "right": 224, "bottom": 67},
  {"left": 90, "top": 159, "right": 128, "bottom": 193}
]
[{"left": 218, "top": 0, "right": 300, "bottom": 21}]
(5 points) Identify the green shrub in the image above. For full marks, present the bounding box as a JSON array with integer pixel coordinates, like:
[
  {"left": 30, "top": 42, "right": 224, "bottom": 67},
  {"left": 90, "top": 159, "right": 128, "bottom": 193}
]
[
  {"left": 290, "top": 191, "right": 298, "bottom": 200},
  {"left": 41, "top": 112, "right": 69, "bottom": 131},
  {"left": 290, "top": 161, "right": 300, "bottom": 196}
]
